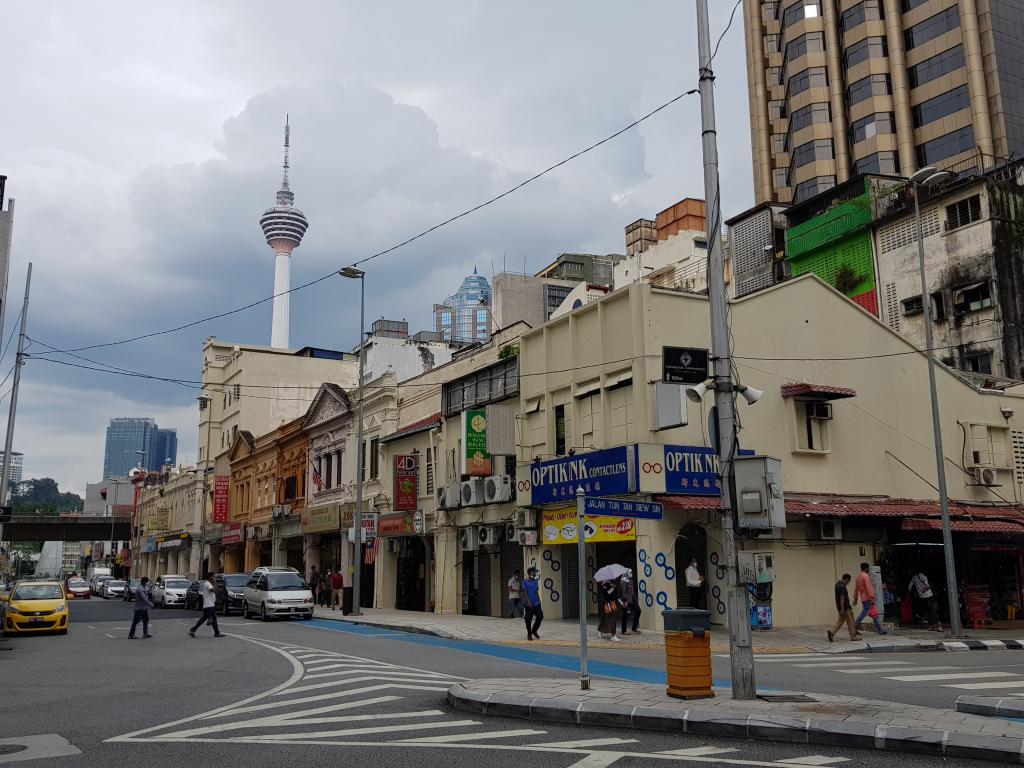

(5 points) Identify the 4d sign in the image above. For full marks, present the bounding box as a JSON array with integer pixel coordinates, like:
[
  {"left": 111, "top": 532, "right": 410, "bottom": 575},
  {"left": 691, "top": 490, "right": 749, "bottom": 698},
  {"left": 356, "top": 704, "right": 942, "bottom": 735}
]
[{"left": 393, "top": 454, "right": 418, "bottom": 511}]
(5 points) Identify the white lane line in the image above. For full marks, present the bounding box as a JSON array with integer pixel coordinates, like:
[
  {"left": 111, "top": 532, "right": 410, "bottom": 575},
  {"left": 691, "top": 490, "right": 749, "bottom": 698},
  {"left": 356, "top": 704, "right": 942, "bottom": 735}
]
[
  {"left": 659, "top": 746, "right": 740, "bottom": 756},
  {"left": 791, "top": 661, "right": 910, "bottom": 668},
  {"left": 209, "top": 695, "right": 400, "bottom": 721},
  {"left": 837, "top": 666, "right": 957, "bottom": 674},
  {"left": 304, "top": 668, "right": 454, "bottom": 681},
  {"left": 87, "top": 625, "right": 96, "bottom": 629},
  {"left": 532, "top": 738, "right": 639, "bottom": 749},
  {"left": 229, "top": 683, "right": 451, "bottom": 715},
  {"left": 885, "top": 671, "right": 1017, "bottom": 682},
  {"left": 278, "top": 674, "right": 456, "bottom": 695},
  {"left": 755, "top": 657, "right": 867, "bottom": 664},
  {"left": 564, "top": 753, "right": 625, "bottom": 768},
  {"left": 783, "top": 757, "right": 851, "bottom": 766},
  {"left": 245, "top": 720, "right": 481, "bottom": 740},
  {"left": 104, "top": 633, "right": 116, "bottom": 639},
  {"left": 158, "top": 709, "right": 447, "bottom": 739},
  {"left": 299, "top": 661, "right": 394, "bottom": 672},
  {"left": 399, "top": 729, "right": 548, "bottom": 744},
  {"left": 944, "top": 681, "right": 1024, "bottom": 690}
]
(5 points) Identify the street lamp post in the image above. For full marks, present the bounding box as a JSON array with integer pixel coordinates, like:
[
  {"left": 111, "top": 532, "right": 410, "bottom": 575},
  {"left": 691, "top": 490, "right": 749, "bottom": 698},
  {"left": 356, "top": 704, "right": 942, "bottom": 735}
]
[
  {"left": 910, "top": 166, "right": 962, "bottom": 636},
  {"left": 107, "top": 477, "right": 119, "bottom": 577},
  {"left": 198, "top": 396, "right": 214, "bottom": 579},
  {"left": 340, "top": 266, "right": 366, "bottom": 615}
]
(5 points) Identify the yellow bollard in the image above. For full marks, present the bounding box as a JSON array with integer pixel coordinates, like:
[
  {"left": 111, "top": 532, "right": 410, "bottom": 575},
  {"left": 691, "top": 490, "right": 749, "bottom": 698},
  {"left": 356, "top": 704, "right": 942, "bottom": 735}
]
[{"left": 664, "top": 629, "right": 714, "bottom": 699}]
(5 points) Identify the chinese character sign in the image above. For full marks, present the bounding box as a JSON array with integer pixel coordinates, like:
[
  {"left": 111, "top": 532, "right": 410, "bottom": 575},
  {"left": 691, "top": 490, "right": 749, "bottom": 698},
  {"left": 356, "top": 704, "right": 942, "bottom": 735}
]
[
  {"left": 213, "top": 476, "right": 230, "bottom": 524},
  {"left": 394, "top": 454, "right": 418, "bottom": 511}
]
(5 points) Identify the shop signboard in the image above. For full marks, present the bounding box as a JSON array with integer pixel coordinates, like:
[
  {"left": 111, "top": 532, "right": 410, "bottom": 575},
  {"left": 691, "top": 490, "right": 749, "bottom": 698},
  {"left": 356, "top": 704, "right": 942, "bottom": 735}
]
[
  {"left": 143, "top": 537, "right": 156, "bottom": 554},
  {"left": 378, "top": 512, "right": 415, "bottom": 537},
  {"left": 541, "top": 507, "right": 636, "bottom": 545},
  {"left": 156, "top": 533, "right": 191, "bottom": 551},
  {"left": 213, "top": 476, "right": 230, "bottom": 523},
  {"left": 148, "top": 509, "right": 169, "bottom": 530},
  {"left": 637, "top": 444, "right": 754, "bottom": 496},
  {"left": 302, "top": 505, "right": 340, "bottom": 534},
  {"left": 394, "top": 455, "right": 418, "bottom": 511},
  {"left": 463, "top": 409, "right": 492, "bottom": 476},
  {"left": 521, "top": 445, "right": 636, "bottom": 506},
  {"left": 221, "top": 523, "right": 243, "bottom": 545},
  {"left": 662, "top": 346, "right": 709, "bottom": 385}
]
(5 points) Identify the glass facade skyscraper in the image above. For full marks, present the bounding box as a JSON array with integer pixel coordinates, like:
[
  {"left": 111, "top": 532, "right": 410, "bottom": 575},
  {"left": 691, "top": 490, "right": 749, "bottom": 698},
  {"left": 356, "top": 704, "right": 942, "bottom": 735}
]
[
  {"left": 155, "top": 428, "right": 178, "bottom": 469},
  {"left": 102, "top": 418, "right": 177, "bottom": 477},
  {"left": 433, "top": 268, "right": 492, "bottom": 343}
]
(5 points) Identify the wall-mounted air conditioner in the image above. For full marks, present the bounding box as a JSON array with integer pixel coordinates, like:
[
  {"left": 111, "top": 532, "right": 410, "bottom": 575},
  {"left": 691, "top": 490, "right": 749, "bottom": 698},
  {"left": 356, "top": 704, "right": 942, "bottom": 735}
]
[
  {"left": 516, "top": 509, "right": 536, "bottom": 529},
  {"left": 484, "top": 475, "right": 513, "bottom": 503},
  {"left": 478, "top": 526, "right": 498, "bottom": 546},
  {"left": 974, "top": 467, "right": 999, "bottom": 487},
  {"left": 459, "top": 526, "right": 479, "bottom": 551},
  {"left": 517, "top": 529, "right": 538, "bottom": 546},
  {"left": 461, "top": 478, "right": 485, "bottom": 507},
  {"left": 819, "top": 519, "right": 843, "bottom": 541}
]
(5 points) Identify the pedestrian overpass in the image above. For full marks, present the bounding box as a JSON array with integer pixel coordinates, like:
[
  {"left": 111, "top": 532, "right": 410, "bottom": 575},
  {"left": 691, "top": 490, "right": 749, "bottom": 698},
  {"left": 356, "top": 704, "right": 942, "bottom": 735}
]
[{"left": 2, "top": 515, "right": 132, "bottom": 542}]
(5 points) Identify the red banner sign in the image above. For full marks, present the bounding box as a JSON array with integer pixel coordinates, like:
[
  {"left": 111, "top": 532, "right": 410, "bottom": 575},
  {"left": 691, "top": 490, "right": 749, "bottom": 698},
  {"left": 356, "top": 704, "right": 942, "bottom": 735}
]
[
  {"left": 393, "top": 454, "right": 418, "bottom": 511},
  {"left": 213, "top": 476, "right": 230, "bottom": 524},
  {"left": 378, "top": 512, "right": 414, "bottom": 537},
  {"left": 221, "top": 523, "right": 243, "bottom": 545}
]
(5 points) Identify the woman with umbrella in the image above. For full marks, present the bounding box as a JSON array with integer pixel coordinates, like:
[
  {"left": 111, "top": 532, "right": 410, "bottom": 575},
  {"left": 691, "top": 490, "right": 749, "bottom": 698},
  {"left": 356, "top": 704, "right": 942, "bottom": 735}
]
[{"left": 594, "top": 563, "right": 629, "bottom": 642}]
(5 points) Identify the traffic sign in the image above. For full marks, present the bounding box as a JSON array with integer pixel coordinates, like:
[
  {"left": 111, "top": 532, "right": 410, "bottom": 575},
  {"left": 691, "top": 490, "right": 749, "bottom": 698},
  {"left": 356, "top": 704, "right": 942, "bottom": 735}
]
[{"left": 583, "top": 497, "right": 663, "bottom": 519}]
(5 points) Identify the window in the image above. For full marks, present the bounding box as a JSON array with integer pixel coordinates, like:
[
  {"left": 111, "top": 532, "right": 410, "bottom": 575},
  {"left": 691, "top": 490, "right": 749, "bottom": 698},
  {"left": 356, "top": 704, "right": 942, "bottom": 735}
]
[
  {"left": 336, "top": 451, "right": 342, "bottom": 486},
  {"left": 769, "top": 100, "right": 788, "bottom": 121},
  {"left": 361, "top": 441, "right": 367, "bottom": 481},
  {"left": 850, "top": 112, "right": 895, "bottom": 144},
  {"left": 841, "top": 0, "right": 882, "bottom": 32},
  {"left": 963, "top": 351, "right": 993, "bottom": 375},
  {"left": 783, "top": 0, "right": 820, "bottom": 28},
  {"left": 908, "top": 46, "right": 964, "bottom": 89},
  {"left": 442, "top": 356, "right": 520, "bottom": 415},
  {"left": 785, "top": 32, "right": 825, "bottom": 67},
  {"left": 911, "top": 84, "right": 970, "bottom": 128},
  {"left": 425, "top": 446, "right": 434, "bottom": 495},
  {"left": 946, "top": 195, "right": 982, "bottom": 230},
  {"left": 554, "top": 404, "right": 566, "bottom": 456},
  {"left": 952, "top": 281, "right": 994, "bottom": 314},
  {"left": 931, "top": 291, "right": 947, "bottom": 322},
  {"left": 847, "top": 74, "right": 891, "bottom": 106},
  {"left": 900, "top": 0, "right": 930, "bottom": 10},
  {"left": 904, "top": 6, "right": 959, "bottom": 51},
  {"left": 771, "top": 134, "right": 787, "bottom": 154},
  {"left": 283, "top": 476, "right": 298, "bottom": 501},
  {"left": 323, "top": 454, "right": 333, "bottom": 490},
  {"left": 915, "top": 125, "right": 975, "bottom": 167},
  {"left": 773, "top": 168, "right": 789, "bottom": 188},
  {"left": 765, "top": 34, "right": 780, "bottom": 54},
  {"left": 853, "top": 150, "right": 900, "bottom": 175},
  {"left": 794, "top": 175, "right": 836, "bottom": 201},
  {"left": 787, "top": 66, "right": 828, "bottom": 98},
  {"left": 791, "top": 138, "right": 834, "bottom": 169},
  {"left": 766, "top": 66, "right": 782, "bottom": 86},
  {"left": 844, "top": 36, "right": 887, "bottom": 70},
  {"left": 902, "top": 295, "right": 924, "bottom": 315},
  {"left": 370, "top": 437, "right": 380, "bottom": 480},
  {"left": 441, "top": 311, "right": 452, "bottom": 325},
  {"left": 797, "top": 400, "right": 832, "bottom": 451},
  {"left": 788, "top": 102, "right": 831, "bottom": 134},
  {"left": 545, "top": 285, "right": 572, "bottom": 318}
]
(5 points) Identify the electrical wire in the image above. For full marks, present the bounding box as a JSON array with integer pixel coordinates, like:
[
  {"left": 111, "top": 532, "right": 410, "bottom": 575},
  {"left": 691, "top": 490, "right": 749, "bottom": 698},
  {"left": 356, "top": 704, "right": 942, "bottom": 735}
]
[
  {"left": 710, "top": 0, "right": 743, "bottom": 66},
  {"left": 0, "top": 307, "right": 23, "bottom": 370}
]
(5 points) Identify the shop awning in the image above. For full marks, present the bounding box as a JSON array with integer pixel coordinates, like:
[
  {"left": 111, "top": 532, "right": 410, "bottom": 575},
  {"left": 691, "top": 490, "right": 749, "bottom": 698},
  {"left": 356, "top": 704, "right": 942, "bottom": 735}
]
[
  {"left": 901, "top": 518, "right": 1024, "bottom": 534},
  {"left": 380, "top": 413, "right": 441, "bottom": 444},
  {"left": 780, "top": 383, "right": 857, "bottom": 400}
]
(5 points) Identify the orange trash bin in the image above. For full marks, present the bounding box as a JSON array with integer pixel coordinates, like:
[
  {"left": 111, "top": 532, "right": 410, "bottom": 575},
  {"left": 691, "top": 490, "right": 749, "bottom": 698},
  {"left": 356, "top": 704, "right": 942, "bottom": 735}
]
[{"left": 663, "top": 608, "right": 714, "bottom": 700}]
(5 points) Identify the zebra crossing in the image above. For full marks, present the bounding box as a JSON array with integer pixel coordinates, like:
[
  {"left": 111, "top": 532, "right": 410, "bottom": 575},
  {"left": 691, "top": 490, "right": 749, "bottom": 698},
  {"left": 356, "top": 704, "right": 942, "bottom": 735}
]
[
  {"left": 723, "top": 651, "right": 1024, "bottom": 695},
  {"left": 107, "top": 635, "right": 852, "bottom": 767}
]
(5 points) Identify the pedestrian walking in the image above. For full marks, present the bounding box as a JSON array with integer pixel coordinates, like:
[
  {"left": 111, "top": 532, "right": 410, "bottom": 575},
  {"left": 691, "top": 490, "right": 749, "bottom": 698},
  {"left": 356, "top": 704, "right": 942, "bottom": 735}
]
[
  {"left": 853, "top": 562, "right": 887, "bottom": 635},
  {"left": 827, "top": 574, "right": 862, "bottom": 642},
  {"left": 685, "top": 558, "right": 704, "bottom": 609},
  {"left": 598, "top": 581, "right": 621, "bottom": 642},
  {"left": 128, "top": 576, "right": 154, "bottom": 639},
  {"left": 908, "top": 570, "right": 942, "bottom": 631},
  {"left": 319, "top": 571, "right": 330, "bottom": 607},
  {"left": 188, "top": 573, "right": 224, "bottom": 638},
  {"left": 618, "top": 570, "right": 641, "bottom": 635},
  {"left": 309, "top": 566, "right": 320, "bottom": 606},
  {"left": 507, "top": 569, "right": 524, "bottom": 618},
  {"left": 522, "top": 566, "right": 543, "bottom": 640},
  {"left": 330, "top": 569, "right": 344, "bottom": 611}
]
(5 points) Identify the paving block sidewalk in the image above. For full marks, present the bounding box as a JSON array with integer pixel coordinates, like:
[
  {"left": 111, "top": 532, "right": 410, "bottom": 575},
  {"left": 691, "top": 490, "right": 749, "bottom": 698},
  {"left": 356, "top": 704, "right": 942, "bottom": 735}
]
[
  {"left": 450, "top": 677, "right": 1024, "bottom": 763},
  {"left": 311, "top": 607, "right": 1023, "bottom": 654}
]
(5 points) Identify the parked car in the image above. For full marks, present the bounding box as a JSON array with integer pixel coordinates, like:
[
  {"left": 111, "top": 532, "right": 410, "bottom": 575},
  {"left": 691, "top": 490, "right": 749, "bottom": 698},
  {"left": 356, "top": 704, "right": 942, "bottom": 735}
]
[
  {"left": 102, "top": 580, "right": 127, "bottom": 599},
  {"left": 90, "top": 575, "right": 114, "bottom": 596},
  {"left": 122, "top": 579, "right": 143, "bottom": 602},
  {"left": 184, "top": 581, "right": 203, "bottom": 611},
  {"left": 243, "top": 567, "right": 314, "bottom": 621},
  {"left": 152, "top": 575, "right": 190, "bottom": 608},
  {"left": 214, "top": 573, "right": 249, "bottom": 616},
  {"left": 0, "top": 580, "right": 69, "bottom": 636},
  {"left": 64, "top": 578, "right": 91, "bottom": 600}
]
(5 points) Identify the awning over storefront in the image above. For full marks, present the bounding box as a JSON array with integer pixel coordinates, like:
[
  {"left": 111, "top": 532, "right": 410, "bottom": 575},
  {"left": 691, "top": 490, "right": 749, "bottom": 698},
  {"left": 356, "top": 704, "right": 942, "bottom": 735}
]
[
  {"left": 902, "top": 518, "right": 1024, "bottom": 534},
  {"left": 380, "top": 413, "right": 441, "bottom": 444},
  {"left": 780, "top": 383, "right": 856, "bottom": 399}
]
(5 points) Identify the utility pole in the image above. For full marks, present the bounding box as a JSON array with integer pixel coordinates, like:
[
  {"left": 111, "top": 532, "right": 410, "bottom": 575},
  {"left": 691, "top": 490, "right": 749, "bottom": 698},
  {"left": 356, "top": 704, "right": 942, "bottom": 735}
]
[
  {"left": 0, "top": 263, "right": 31, "bottom": 551},
  {"left": 340, "top": 267, "right": 366, "bottom": 615},
  {"left": 694, "top": 0, "right": 756, "bottom": 699}
]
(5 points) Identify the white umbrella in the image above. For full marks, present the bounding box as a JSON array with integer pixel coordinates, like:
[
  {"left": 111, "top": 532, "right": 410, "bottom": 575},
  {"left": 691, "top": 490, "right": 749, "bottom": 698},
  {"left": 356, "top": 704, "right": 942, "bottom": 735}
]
[{"left": 593, "top": 563, "right": 629, "bottom": 582}]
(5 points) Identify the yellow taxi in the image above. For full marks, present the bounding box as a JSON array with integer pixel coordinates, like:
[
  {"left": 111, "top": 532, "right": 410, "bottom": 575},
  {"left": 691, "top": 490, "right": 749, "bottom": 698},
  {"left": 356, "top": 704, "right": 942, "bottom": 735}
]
[{"left": 0, "top": 580, "right": 69, "bottom": 636}]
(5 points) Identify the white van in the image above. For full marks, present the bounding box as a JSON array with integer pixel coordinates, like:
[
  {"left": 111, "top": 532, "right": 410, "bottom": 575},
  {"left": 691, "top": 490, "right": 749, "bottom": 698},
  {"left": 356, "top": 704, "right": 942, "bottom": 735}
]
[{"left": 242, "top": 567, "right": 314, "bottom": 621}]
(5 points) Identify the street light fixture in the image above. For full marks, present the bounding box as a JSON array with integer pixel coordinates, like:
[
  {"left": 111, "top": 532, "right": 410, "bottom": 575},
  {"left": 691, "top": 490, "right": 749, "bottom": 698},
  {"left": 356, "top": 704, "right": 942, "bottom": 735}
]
[
  {"left": 107, "top": 476, "right": 120, "bottom": 576},
  {"left": 909, "top": 166, "right": 960, "bottom": 636},
  {"left": 198, "top": 395, "right": 213, "bottom": 579},
  {"left": 339, "top": 266, "right": 366, "bottom": 615}
]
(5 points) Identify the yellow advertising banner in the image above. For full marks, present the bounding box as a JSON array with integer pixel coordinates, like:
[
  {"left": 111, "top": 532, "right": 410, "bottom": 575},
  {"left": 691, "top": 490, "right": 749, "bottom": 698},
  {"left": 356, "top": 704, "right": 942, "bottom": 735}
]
[{"left": 541, "top": 507, "right": 637, "bottom": 545}]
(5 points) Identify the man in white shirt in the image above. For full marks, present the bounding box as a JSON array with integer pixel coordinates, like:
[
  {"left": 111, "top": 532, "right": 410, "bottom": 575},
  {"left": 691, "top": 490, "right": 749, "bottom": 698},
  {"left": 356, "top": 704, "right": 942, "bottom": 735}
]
[
  {"left": 908, "top": 571, "right": 942, "bottom": 631},
  {"left": 507, "top": 569, "right": 524, "bottom": 618},
  {"left": 685, "top": 558, "right": 704, "bottom": 610},
  {"left": 188, "top": 573, "right": 225, "bottom": 638}
]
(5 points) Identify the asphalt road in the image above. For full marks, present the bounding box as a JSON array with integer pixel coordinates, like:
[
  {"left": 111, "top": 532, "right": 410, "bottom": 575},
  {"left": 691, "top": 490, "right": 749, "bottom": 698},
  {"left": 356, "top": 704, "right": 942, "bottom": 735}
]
[{"left": 0, "top": 599, "right": 995, "bottom": 768}]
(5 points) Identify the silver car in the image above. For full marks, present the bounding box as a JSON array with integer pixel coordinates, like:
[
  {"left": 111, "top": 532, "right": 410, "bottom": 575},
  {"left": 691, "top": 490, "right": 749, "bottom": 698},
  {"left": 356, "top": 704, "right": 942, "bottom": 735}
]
[
  {"left": 152, "top": 576, "right": 190, "bottom": 608},
  {"left": 242, "top": 567, "right": 314, "bottom": 621},
  {"left": 102, "top": 579, "right": 127, "bottom": 599}
]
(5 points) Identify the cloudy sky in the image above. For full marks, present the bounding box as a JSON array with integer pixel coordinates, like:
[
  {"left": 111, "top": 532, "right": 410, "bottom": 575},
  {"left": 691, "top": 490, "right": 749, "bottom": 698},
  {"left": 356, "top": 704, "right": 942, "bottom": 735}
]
[{"left": 1, "top": 1, "right": 754, "bottom": 495}]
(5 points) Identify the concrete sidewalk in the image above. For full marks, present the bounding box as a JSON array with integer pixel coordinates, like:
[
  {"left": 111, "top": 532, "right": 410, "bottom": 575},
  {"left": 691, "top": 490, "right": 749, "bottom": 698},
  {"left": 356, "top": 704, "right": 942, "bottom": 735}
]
[
  {"left": 449, "top": 677, "right": 1024, "bottom": 763},
  {"left": 311, "top": 606, "right": 1023, "bottom": 653}
]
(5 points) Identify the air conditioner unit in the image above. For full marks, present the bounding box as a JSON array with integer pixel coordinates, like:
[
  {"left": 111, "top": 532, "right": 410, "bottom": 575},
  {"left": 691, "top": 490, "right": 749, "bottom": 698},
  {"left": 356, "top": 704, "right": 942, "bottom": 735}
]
[
  {"left": 484, "top": 475, "right": 513, "bottom": 503},
  {"left": 809, "top": 402, "right": 833, "bottom": 420},
  {"left": 515, "top": 509, "right": 536, "bottom": 529},
  {"left": 437, "top": 484, "right": 461, "bottom": 510},
  {"left": 504, "top": 522, "right": 517, "bottom": 542},
  {"left": 819, "top": 519, "right": 843, "bottom": 541},
  {"left": 459, "top": 526, "right": 479, "bottom": 551},
  {"left": 461, "top": 478, "right": 485, "bottom": 507},
  {"left": 974, "top": 466, "right": 999, "bottom": 487},
  {"left": 478, "top": 526, "right": 498, "bottom": 546},
  {"left": 518, "top": 529, "right": 538, "bottom": 546}
]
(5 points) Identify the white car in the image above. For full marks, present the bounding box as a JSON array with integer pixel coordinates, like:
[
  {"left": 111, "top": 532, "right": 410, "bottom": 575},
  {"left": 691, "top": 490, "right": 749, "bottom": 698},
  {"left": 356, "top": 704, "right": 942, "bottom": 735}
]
[
  {"left": 152, "top": 575, "right": 190, "bottom": 608},
  {"left": 242, "top": 567, "right": 314, "bottom": 621},
  {"left": 102, "top": 580, "right": 127, "bottom": 599}
]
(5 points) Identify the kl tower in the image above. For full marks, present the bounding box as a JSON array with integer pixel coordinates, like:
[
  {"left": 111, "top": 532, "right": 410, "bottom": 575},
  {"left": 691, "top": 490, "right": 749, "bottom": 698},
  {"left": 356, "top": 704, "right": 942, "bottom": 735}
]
[{"left": 260, "top": 116, "right": 309, "bottom": 349}]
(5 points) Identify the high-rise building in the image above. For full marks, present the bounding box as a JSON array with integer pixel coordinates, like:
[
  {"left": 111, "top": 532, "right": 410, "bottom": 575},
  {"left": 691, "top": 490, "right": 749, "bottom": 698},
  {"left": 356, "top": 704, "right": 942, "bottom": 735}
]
[
  {"left": 259, "top": 116, "right": 309, "bottom": 349},
  {"left": 102, "top": 418, "right": 158, "bottom": 478},
  {"left": 744, "top": 0, "right": 1024, "bottom": 205},
  {"left": 433, "top": 268, "right": 492, "bottom": 343},
  {"left": 154, "top": 428, "right": 177, "bottom": 470},
  {"left": 4, "top": 452, "right": 23, "bottom": 487}
]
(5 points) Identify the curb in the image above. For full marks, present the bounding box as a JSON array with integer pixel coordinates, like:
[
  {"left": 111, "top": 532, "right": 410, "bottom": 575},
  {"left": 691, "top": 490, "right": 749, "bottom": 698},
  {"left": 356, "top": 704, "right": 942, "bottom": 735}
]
[
  {"left": 449, "top": 683, "right": 1024, "bottom": 763},
  {"left": 957, "top": 696, "right": 1024, "bottom": 719},
  {"left": 311, "top": 613, "right": 457, "bottom": 640},
  {"left": 942, "top": 640, "right": 1024, "bottom": 652}
]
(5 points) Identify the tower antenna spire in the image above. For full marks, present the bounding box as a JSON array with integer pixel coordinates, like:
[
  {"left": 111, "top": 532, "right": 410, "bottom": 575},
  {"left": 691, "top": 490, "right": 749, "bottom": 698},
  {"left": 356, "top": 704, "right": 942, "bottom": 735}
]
[{"left": 282, "top": 114, "right": 291, "bottom": 191}]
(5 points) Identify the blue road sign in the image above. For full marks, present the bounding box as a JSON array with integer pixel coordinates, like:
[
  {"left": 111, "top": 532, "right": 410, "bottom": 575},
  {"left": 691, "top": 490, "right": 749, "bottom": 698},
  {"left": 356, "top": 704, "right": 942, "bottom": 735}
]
[{"left": 583, "top": 497, "right": 664, "bottom": 520}]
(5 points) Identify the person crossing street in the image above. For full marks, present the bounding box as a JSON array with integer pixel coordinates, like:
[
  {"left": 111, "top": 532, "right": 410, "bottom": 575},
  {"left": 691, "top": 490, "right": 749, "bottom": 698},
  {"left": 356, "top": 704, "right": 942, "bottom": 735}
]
[{"left": 188, "top": 573, "right": 224, "bottom": 638}]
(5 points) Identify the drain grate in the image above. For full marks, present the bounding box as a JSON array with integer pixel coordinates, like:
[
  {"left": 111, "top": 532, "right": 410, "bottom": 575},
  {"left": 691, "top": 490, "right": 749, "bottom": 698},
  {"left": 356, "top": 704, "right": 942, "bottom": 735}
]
[{"left": 758, "top": 693, "right": 817, "bottom": 703}]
